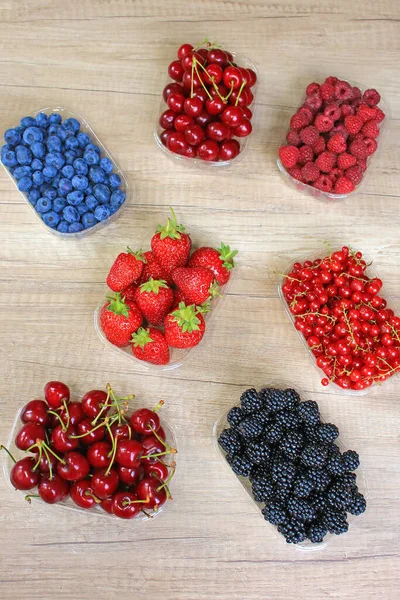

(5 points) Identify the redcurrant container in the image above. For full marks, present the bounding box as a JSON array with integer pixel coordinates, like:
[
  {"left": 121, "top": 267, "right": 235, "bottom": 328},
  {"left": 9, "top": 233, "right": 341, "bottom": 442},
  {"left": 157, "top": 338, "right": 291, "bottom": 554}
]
[
  {"left": 276, "top": 81, "right": 390, "bottom": 201},
  {"left": 1, "top": 106, "right": 129, "bottom": 238},
  {"left": 2, "top": 391, "right": 177, "bottom": 519},
  {"left": 277, "top": 248, "right": 399, "bottom": 396},
  {"left": 213, "top": 382, "right": 368, "bottom": 551},
  {"left": 94, "top": 215, "right": 235, "bottom": 370},
  {"left": 154, "top": 47, "right": 258, "bottom": 168}
]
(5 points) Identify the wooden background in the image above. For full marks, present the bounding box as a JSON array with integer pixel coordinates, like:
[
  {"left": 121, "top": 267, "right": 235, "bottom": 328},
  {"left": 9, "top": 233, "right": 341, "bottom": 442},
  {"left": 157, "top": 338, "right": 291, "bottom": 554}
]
[{"left": 0, "top": 1, "right": 399, "bottom": 598}]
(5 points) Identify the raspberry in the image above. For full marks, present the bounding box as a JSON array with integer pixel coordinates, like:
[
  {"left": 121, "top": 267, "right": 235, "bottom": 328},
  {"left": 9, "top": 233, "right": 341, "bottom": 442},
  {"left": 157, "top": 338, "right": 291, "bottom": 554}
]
[
  {"left": 299, "top": 125, "right": 319, "bottom": 146},
  {"left": 352, "top": 98, "right": 363, "bottom": 110},
  {"left": 361, "top": 119, "right": 379, "bottom": 138},
  {"left": 301, "top": 161, "right": 320, "bottom": 182},
  {"left": 349, "top": 132, "right": 364, "bottom": 142},
  {"left": 286, "top": 130, "right": 301, "bottom": 146},
  {"left": 325, "top": 76, "right": 339, "bottom": 86},
  {"left": 298, "top": 106, "right": 314, "bottom": 125},
  {"left": 327, "top": 133, "right": 347, "bottom": 153},
  {"left": 313, "top": 136, "right": 326, "bottom": 155},
  {"left": 290, "top": 112, "right": 308, "bottom": 131},
  {"left": 279, "top": 145, "right": 300, "bottom": 168},
  {"left": 344, "top": 115, "right": 363, "bottom": 134},
  {"left": 324, "top": 103, "right": 341, "bottom": 121},
  {"left": 315, "top": 151, "right": 336, "bottom": 173},
  {"left": 298, "top": 145, "right": 314, "bottom": 165},
  {"left": 329, "top": 168, "right": 344, "bottom": 183},
  {"left": 364, "top": 137, "right": 378, "bottom": 156},
  {"left": 357, "top": 158, "right": 367, "bottom": 172},
  {"left": 337, "top": 152, "right": 357, "bottom": 170},
  {"left": 320, "top": 82, "right": 335, "bottom": 101},
  {"left": 340, "top": 104, "right": 354, "bottom": 117},
  {"left": 334, "top": 176, "right": 355, "bottom": 194},
  {"left": 357, "top": 104, "right": 377, "bottom": 123},
  {"left": 363, "top": 88, "right": 381, "bottom": 106},
  {"left": 306, "top": 82, "right": 320, "bottom": 96},
  {"left": 288, "top": 166, "right": 303, "bottom": 181},
  {"left": 345, "top": 165, "right": 363, "bottom": 185},
  {"left": 349, "top": 138, "right": 368, "bottom": 159},
  {"left": 375, "top": 107, "right": 385, "bottom": 123},
  {"left": 304, "top": 94, "right": 323, "bottom": 113},
  {"left": 313, "top": 174, "right": 332, "bottom": 192},
  {"left": 329, "top": 124, "right": 349, "bottom": 140},
  {"left": 314, "top": 114, "right": 334, "bottom": 132},
  {"left": 334, "top": 80, "right": 352, "bottom": 103},
  {"left": 352, "top": 87, "right": 362, "bottom": 100}
]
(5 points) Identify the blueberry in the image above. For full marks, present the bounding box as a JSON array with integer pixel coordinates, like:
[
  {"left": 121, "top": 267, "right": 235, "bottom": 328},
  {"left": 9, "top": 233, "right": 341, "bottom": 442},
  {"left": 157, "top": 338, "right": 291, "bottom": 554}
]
[
  {"left": 31, "top": 158, "right": 43, "bottom": 171},
  {"left": 61, "top": 165, "right": 75, "bottom": 178},
  {"left": 31, "top": 142, "right": 46, "bottom": 158},
  {"left": 64, "top": 150, "right": 77, "bottom": 165},
  {"left": 4, "top": 128, "right": 21, "bottom": 146},
  {"left": 110, "top": 190, "right": 126, "bottom": 207},
  {"left": 94, "top": 205, "right": 111, "bottom": 221},
  {"left": 14, "top": 165, "right": 32, "bottom": 180},
  {"left": 84, "top": 149, "right": 100, "bottom": 165},
  {"left": 48, "top": 124, "right": 61, "bottom": 137},
  {"left": 65, "top": 137, "right": 79, "bottom": 151},
  {"left": 43, "top": 166, "right": 58, "bottom": 179},
  {"left": 47, "top": 136, "right": 63, "bottom": 152},
  {"left": 85, "top": 195, "right": 98, "bottom": 211},
  {"left": 72, "top": 174, "right": 89, "bottom": 190},
  {"left": 88, "top": 166, "right": 106, "bottom": 184},
  {"left": 15, "top": 145, "right": 32, "bottom": 165},
  {"left": 53, "top": 197, "right": 67, "bottom": 212},
  {"left": 35, "top": 113, "right": 49, "bottom": 128},
  {"left": 44, "top": 187, "right": 58, "bottom": 201},
  {"left": 20, "top": 116, "right": 36, "bottom": 128},
  {"left": 1, "top": 149, "right": 18, "bottom": 167},
  {"left": 57, "top": 125, "right": 71, "bottom": 141},
  {"left": 86, "top": 143, "right": 101, "bottom": 154},
  {"left": 73, "top": 158, "right": 88, "bottom": 175},
  {"left": 45, "top": 151, "right": 65, "bottom": 170},
  {"left": 42, "top": 210, "right": 61, "bottom": 229},
  {"left": 28, "top": 189, "right": 41, "bottom": 204},
  {"left": 77, "top": 132, "right": 90, "bottom": 148},
  {"left": 68, "top": 222, "right": 84, "bottom": 233},
  {"left": 18, "top": 176, "right": 33, "bottom": 192},
  {"left": 93, "top": 183, "right": 111, "bottom": 204},
  {"left": 86, "top": 184, "right": 93, "bottom": 195},
  {"left": 53, "top": 173, "right": 61, "bottom": 187},
  {"left": 36, "top": 197, "right": 53, "bottom": 213},
  {"left": 57, "top": 220, "right": 69, "bottom": 233},
  {"left": 66, "top": 190, "right": 84, "bottom": 206},
  {"left": 63, "top": 117, "right": 81, "bottom": 134},
  {"left": 63, "top": 206, "right": 80, "bottom": 223},
  {"left": 33, "top": 171, "right": 45, "bottom": 185},
  {"left": 59, "top": 178, "right": 73, "bottom": 195},
  {"left": 82, "top": 212, "right": 97, "bottom": 229},
  {"left": 109, "top": 203, "right": 120, "bottom": 216},
  {"left": 23, "top": 126, "right": 44, "bottom": 145},
  {"left": 49, "top": 113, "right": 62, "bottom": 125},
  {"left": 109, "top": 173, "right": 122, "bottom": 189},
  {"left": 76, "top": 202, "right": 88, "bottom": 216},
  {"left": 99, "top": 156, "right": 113, "bottom": 174}
]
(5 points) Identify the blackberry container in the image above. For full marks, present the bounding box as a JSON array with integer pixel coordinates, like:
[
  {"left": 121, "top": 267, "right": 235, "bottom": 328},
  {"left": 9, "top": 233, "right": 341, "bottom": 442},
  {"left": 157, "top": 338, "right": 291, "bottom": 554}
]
[
  {"left": 154, "top": 50, "right": 258, "bottom": 169},
  {"left": 277, "top": 248, "right": 399, "bottom": 396},
  {"left": 2, "top": 390, "right": 177, "bottom": 520},
  {"left": 276, "top": 81, "right": 389, "bottom": 201},
  {"left": 213, "top": 382, "right": 368, "bottom": 551},
  {"left": 94, "top": 216, "right": 234, "bottom": 371},
  {"left": 1, "top": 106, "right": 129, "bottom": 238}
]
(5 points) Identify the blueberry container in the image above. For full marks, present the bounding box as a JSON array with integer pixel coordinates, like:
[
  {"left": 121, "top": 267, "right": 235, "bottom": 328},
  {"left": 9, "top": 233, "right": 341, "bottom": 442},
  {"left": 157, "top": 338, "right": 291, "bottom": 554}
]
[
  {"left": 2, "top": 390, "right": 177, "bottom": 520},
  {"left": 213, "top": 382, "right": 368, "bottom": 551},
  {"left": 1, "top": 107, "right": 129, "bottom": 238},
  {"left": 94, "top": 216, "right": 234, "bottom": 371},
  {"left": 276, "top": 80, "right": 389, "bottom": 201},
  {"left": 154, "top": 47, "right": 258, "bottom": 169}
]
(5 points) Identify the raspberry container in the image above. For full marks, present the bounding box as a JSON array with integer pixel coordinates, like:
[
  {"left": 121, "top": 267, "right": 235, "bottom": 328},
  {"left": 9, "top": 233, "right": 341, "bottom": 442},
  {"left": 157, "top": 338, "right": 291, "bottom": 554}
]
[
  {"left": 154, "top": 49, "right": 258, "bottom": 169},
  {"left": 1, "top": 106, "right": 129, "bottom": 238},
  {"left": 1, "top": 390, "right": 177, "bottom": 520},
  {"left": 213, "top": 382, "right": 368, "bottom": 551},
  {"left": 94, "top": 216, "right": 234, "bottom": 370},
  {"left": 277, "top": 248, "right": 399, "bottom": 396},
  {"left": 276, "top": 81, "right": 389, "bottom": 201}
]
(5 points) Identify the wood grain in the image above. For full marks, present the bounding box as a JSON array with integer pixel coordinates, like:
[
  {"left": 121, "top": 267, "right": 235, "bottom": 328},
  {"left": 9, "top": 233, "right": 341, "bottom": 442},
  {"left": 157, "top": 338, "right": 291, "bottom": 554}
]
[{"left": 0, "top": 1, "right": 400, "bottom": 598}]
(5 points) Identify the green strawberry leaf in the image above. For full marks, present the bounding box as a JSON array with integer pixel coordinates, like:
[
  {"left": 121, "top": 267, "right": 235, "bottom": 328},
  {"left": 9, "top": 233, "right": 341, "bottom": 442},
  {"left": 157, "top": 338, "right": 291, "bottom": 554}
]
[
  {"left": 217, "top": 242, "right": 238, "bottom": 271},
  {"left": 170, "top": 302, "right": 201, "bottom": 333},
  {"left": 156, "top": 207, "right": 186, "bottom": 240},
  {"left": 131, "top": 327, "right": 154, "bottom": 348},
  {"left": 106, "top": 292, "right": 130, "bottom": 318},
  {"left": 127, "top": 247, "right": 146, "bottom": 262},
  {"left": 139, "top": 278, "right": 168, "bottom": 294},
  {"left": 208, "top": 280, "right": 222, "bottom": 298}
]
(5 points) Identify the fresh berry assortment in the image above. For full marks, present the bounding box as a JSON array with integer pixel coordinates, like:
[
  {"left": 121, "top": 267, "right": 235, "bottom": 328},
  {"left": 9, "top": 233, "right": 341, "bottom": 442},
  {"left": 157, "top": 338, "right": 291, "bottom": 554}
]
[
  {"left": 157, "top": 39, "right": 257, "bottom": 163},
  {"left": 97, "top": 209, "right": 237, "bottom": 366},
  {"left": 280, "top": 246, "right": 400, "bottom": 391},
  {"left": 278, "top": 77, "right": 385, "bottom": 196},
  {"left": 2, "top": 381, "right": 176, "bottom": 519},
  {"left": 218, "top": 386, "right": 366, "bottom": 545},
  {"left": 1, "top": 110, "right": 126, "bottom": 234}
]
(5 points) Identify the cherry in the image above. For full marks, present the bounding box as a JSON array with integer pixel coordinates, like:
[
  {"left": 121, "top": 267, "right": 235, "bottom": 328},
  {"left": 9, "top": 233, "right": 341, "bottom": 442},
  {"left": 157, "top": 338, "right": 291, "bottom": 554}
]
[
  {"left": 81, "top": 390, "right": 110, "bottom": 420},
  {"left": 143, "top": 460, "right": 169, "bottom": 481},
  {"left": 184, "top": 97, "right": 203, "bottom": 117},
  {"left": 181, "top": 51, "right": 205, "bottom": 72},
  {"left": 221, "top": 106, "right": 244, "bottom": 127},
  {"left": 184, "top": 145, "right": 197, "bottom": 159},
  {"left": 197, "top": 47, "right": 208, "bottom": 61},
  {"left": 182, "top": 69, "right": 202, "bottom": 90},
  {"left": 136, "top": 477, "right": 168, "bottom": 510},
  {"left": 87, "top": 441, "right": 112, "bottom": 469},
  {"left": 38, "top": 473, "right": 69, "bottom": 504},
  {"left": 108, "top": 422, "right": 131, "bottom": 442},
  {"left": 115, "top": 439, "right": 143, "bottom": 468},
  {"left": 247, "top": 68, "right": 257, "bottom": 87},
  {"left": 197, "top": 140, "right": 219, "bottom": 161},
  {"left": 207, "top": 49, "right": 228, "bottom": 67},
  {"left": 10, "top": 457, "right": 39, "bottom": 490},
  {"left": 184, "top": 124, "right": 205, "bottom": 146},
  {"left": 168, "top": 60, "right": 184, "bottom": 82},
  {"left": 21, "top": 400, "right": 49, "bottom": 426},
  {"left": 70, "top": 480, "right": 100, "bottom": 509},
  {"left": 166, "top": 131, "right": 188, "bottom": 156},
  {"left": 57, "top": 451, "right": 90, "bottom": 481},
  {"left": 205, "top": 96, "right": 225, "bottom": 116},
  {"left": 207, "top": 121, "right": 229, "bottom": 142},
  {"left": 91, "top": 468, "right": 119, "bottom": 499},
  {"left": 44, "top": 381, "right": 70, "bottom": 409},
  {"left": 210, "top": 83, "right": 229, "bottom": 98},
  {"left": 130, "top": 406, "right": 161, "bottom": 436},
  {"left": 117, "top": 463, "right": 144, "bottom": 486},
  {"left": 51, "top": 424, "right": 79, "bottom": 453},
  {"left": 174, "top": 114, "right": 194, "bottom": 132},
  {"left": 141, "top": 434, "right": 165, "bottom": 462},
  {"left": 232, "top": 119, "right": 252, "bottom": 137},
  {"left": 222, "top": 66, "right": 242, "bottom": 89},
  {"left": 112, "top": 491, "right": 142, "bottom": 519},
  {"left": 15, "top": 422, "right": 46, "bottom": 451},
  {"left": 100, "top": 496, "right": 113, "bottom": 514},
  {"left": 242, "top": 106, "right": 252, "bottom": 120},
  {"left": 163, "top": 82, "right": 184, "bottom": 103},
  {"left": 195, "top": 110, "right": 213, "bottom": 127},
  {"left": 37, "top": 451, "right": 57, "bottom": 474},
  {"left": 60, "top": 402, "right": 85, "bottom": 426},
  {"left": 219, "top": 139, "right": 240, "bottom": 161},
  {"left": 203, "top": 63, "right": 223, "bottom": 85},
  {"left": 76, "top": 418, "right": 105, "bottom": 446},
  {"left": 159, "top": 109, "right": 176, "bottom": 130},
  {"left": 167, "top": 92, "right": 185, "bottom": 113},
  {"left": 177, "top": 43, "right": 193, "bottom": 60}
]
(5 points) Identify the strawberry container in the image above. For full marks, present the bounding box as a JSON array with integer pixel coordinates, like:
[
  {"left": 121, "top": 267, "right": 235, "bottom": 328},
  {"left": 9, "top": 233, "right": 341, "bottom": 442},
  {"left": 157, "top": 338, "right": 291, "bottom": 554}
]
[
  {"left": 1, "top": 390, "right": 177, "bottom": 520},
  {"left": 276, "top": 79, "right": 389, "bottom": 201},
  {"left": 1, "top": 106, "right": 129, "bottom": 238},
  {"left": 213, "top": 382, "right": 368, "bottom": 551},
  {"left": 94, "top": 216, "right": 234, "bottom": 370}
]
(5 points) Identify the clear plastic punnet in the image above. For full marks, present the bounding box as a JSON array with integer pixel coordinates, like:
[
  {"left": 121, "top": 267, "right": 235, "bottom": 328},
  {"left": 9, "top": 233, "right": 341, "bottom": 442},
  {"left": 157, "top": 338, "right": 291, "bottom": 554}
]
[
  {"left": 1, "top": 107, "right": 129, "bottom": 238},
  {"left": 213, "top": 382, "right": 368, "bottom": 551}
]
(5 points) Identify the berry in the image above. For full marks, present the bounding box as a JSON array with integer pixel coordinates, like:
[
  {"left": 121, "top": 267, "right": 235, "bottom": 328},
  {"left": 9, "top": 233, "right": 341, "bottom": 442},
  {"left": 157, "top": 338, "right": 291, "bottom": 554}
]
[
  {"left": 262, "top": 502, "right": 287, "bottom": 525},
  {"left": 172, "top": 266, "right": 217, "bottom": 305},
  {"left": 218, "top": 428, "right": 242, "bottom": 456},
  {"left": 344, "top": 115, "right": 363, "bottom": 134},
  {"left": 315, "top": 151, "right": 336, "bottom": 173},
  {"left": 100, "top": 292, "right": 143, "bottom": 347},
  {"left": 301, "top": 161, "right": 319, "bottom": 183},
  {"left": 151, "top": 209, "right": 191, "bottom": 277},
  {"left": 363, "top": 88, "right": 380, "bottom": 106},
  {"left": 307, "top": 522, "right": 328, "bottom": 543},
  {"left": 240, "top": 388, "right": 262, "bottom": 414},
  {"left": 323, "top": 509, "right": 349, "bottom": 535},
  {"left": 259, "top": 388, "right": 294, "bottom": 413},
  {"left": 313, "top": 175, "right": 332, "bottom": 192},
  {"left": 327, "top": 133, "right": 347, "bottom": 153},
  {"left": 337, "top": 152, "right": 357, "bottom": 170},
  {"left": 237, "top": 415, "right": 264, "bottom": 440},
  {"left": 278, "top": 145, "right": 300, "bottom": 169},
  {"left": 364, "top": 137, "right": 378, "bottom": 156},
  {"left": 344, "top": 165, "right": 363, "bottom": 185},
  {"left": 188, "top": 243, "right": 238, "bottom": 286},
  {"left": 251, "top": 476, "right": 274, "bottom": 502},
  {"left": 327, "top": 482, "right": 353, "bottom": 510},
  {"left": 293, "top": 474, "right": 313, "bottom": 498},
  {"left": 347, "top": 492, "right": 367, "bottom": 515},
  {"left": 334, "top": 176, "right": 355, "bottom": 194},
  {"left": 275, "top": 410, "right": 301, "bottom": 431},
  {"left": 314, "top": 114, "right": 334, "bottom": 132},
  {"left": 131, "top": 327, "right": 170, "bottom": 365},
  {"left": 298, "top": 145, "right": 314, "bottom": 166},
  {"left": 227, "top": 453, "right": 252, "bottom": 477},
  {"left": 286, "top": 130, "right": 301, "bottom": 146},
  {"left": 289, "top": 112, "right": 308, "bottom": 131},
  {"left": 361, "top": 119, "right": 379, "bottom": 138},
  {"left": 280, "top": 431, "right": 304, "bottom": 460},
  {"left": 326, "top": 453, "right": 346, "bottom": 476},
  {"left": 263, "top": 422, "right": 284, "bottom": 444},
  {"left": 287, "top": 496, "right": 316, "bottom": 522},
  {"left": 277, "top": 518, "right": 306, "bottom": 544},
  {"left": 300, "top": 443, "right": 328, "bottom": 468},
  {"left": 297, "top": 401, "right": 320, "bottom": 426},
  {"left": 316, "top": 423, "right": 339, "bottom": 444},
  {"left": 299, "top": 125, "right": 319, "bottom": 146},
  {"left": 164, "top": 302, "right": 205, "bottom": 349},
  {"left": 106, "top": 248, "right": 145, "bottom": 292},
  {"left": 245, "top": 439, "right": 271, "bottom": 465},
  {"left": 342, "top": 450, "right": 360, "bottom": 472},
  {"left": 271, "top": 455, "right": 296, "bottom": 487},
  {"left": 135, "top": 279, "right": 174, "bottom": 326},
  {"left": 334, "top": 80, "right": 352, "bottom": 102},
  {"left": 349, "top": 138, "right": 368, "bottom": 159},
  {"left": 227, "top": 406, "right": 244, "bottom": 428}
]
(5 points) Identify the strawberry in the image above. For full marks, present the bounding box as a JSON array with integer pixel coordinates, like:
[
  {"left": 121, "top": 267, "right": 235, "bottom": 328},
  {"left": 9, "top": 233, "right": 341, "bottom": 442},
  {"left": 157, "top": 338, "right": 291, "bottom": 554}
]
[
  {"left": 172, "top": 267, "right": 220, "bottom": 305},
  {"left": 106, "top": 248, "right": 145, "bottom": 292},
  {"left": 138, "top": 251, "right": 170, "bottom": 285},
  {"left": 100, "top": 293, "right": 143, "bottom": 347},
  {"left": 151, "top": 208, "right": 191, "bottom": 278},
  {"left": 173, "top": 287, "right": 189, "bottom": 308},
  {"left": 121, "top": 283, "right": 138, "bottom": 302},
  {"left": 188, "top": 243, "right": 238, "bottom": 286},
  {"left": 164, "top": 303, "right": 206, "bottom": 349},
  {"left": 131, "top": 327, "right": 170, "bottom": 365},
  {"left": 134, "top": 279, "right": 174, "bottom": 326}
]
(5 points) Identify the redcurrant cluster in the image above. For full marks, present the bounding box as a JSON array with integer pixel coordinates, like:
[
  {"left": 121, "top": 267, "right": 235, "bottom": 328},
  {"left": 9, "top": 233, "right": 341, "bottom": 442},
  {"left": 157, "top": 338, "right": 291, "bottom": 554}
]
[
  {"left": 281, "top": 247, "right": 400, "bottom": 391},
  {"left": 159, "top": 40, "right": 256, "bottom": 162}
]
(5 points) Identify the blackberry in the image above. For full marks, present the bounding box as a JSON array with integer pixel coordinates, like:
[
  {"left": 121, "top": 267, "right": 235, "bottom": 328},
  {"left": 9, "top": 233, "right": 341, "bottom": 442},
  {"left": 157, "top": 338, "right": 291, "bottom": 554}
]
[
  {"left": 245, "top": 439, "right": 271, "bottom": 465},
  {"left": 293, "top": 474, "right": 313, "bottom": 498},
  {"left": 218, "top": 428, "right": 242, "bottom": 456},
  {"left": 274, "top": 482, "right": 292, "bottom": 504},
  {"left": 307, "top": 521, "right": 328, "bottom": 544},
  {"left": 297, "top": 401, "right": 320, "bottom": 426},
  {"left": 303, "top": 425, "right": 320, "bottom": 443},
  {"left": 257, "top": 408, "right": 272, "bottom": 425},
  {"left": 258, "top": 388, "right": 289, "bottom": 413},
  {"left": 263, "top": 422, "right": 284, "bottom": 444},
  {"left": 283, "top": 388, "right": 301, "bottom": 410},
  {"left": 300, "top": 443, "right": 328, "bottom": 469},
  {"left": 323, "top": 509, "right": 349, "bottom": 535},
  {"left": 347, "top": 492, "right": 367, "bottom": 516},
  {"left": 326, "top": 453, "right": 346, "bottom": 476},
  {"left": 227, "top": 406, "right": 244, "bottom": 428},
  {"left": 327, "top": 443, "right": 341, "bottom": 456},
  {"left": 237, "top": 415, "right": 264, "bottom": 440},
  {"left": 317, "top": 423, "right": 339, "bottom": 444},
  {"left": 280, "top": 431, "right": 304, "bottom": 461},
  {"left": 271, "top": 455, "right": 296, "bottom": 487},
  {"left": 240, "top": 388, "right": 262, "bottom": 414},
  {"left": 307, "top": 468, "right": 331, "bottom": 492},
  {"left": 287, "top": 496, "right": 316, "bottom": 522},
  {"left": 249, "top": 463, "right": 269, "bottom": 483},
  {"left": 327, "top": 482, "right": 354, "bottom": 510},
  {"left": 278, "top": 518, "right": 307, "bottom": 544},
  {"left": 227, "top": 453, "right": 252, "bottom": 477},
  {"left": 251, "top": 476, "right": 274, "bottom": 502},
  {"left": 275, "top": 410, "right": 301, "bottom": 431},
  {"left": 342, "top": 450, "right": 360, "bottom": 472},
  {"left": 309, "top": 492, "right": 327, "bottom": 514},
  {"left": 262, "top": 502, "right": 287, "bottom": 525},
  {"left": 336, "top": 472, "right": 357, "bottom": 490}
]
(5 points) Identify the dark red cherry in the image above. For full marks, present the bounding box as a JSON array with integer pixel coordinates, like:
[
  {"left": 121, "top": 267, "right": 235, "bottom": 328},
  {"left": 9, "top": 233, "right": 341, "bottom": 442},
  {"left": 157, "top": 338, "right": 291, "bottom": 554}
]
[
  {"left": 210, "top": 83, "right": 229, "bottom": 98},
  {"left": 205, "top": 96, "right": 225, "bottom": 116},
  {"left": 38, "top": 473, "right": 69, "bottom": 504},
  {"left": 177, "top": 43, "right": 193, "bottom": 60},
  {"left": 197, "top": 140, "right": 219, "bottom": 161},
  {"left": 44, "top": 381, "right": 70, "bottom": 409},
  {"left": 182, "top": 70, "right": 202, "bottom": 90},
  {"left": 159, "top": 109, "right": 176, "bottom": 130},
  {"left": 115, "top": 439, "right": 143, "bottom": 468},
  {"left": 100, "top": 496, "right": 113, "bottom": 514},
  {"left": 60, "top": 402, "right": 85, "bottom": 426},
  {"left": 223, "top": 66, "right": 242, "bottom": 90},
  {"left": 168, "top": 60, "right": 184, "bottom": 82},
  {"left": 37, "top": 451, "right": 57, "bottom": 474},
  {"left": 87, "top": 441, "right": 112, "bottom": 469},
  {"left": 195, "top": 110, "right": 213, "bottom": 127},
  {"left": 143, "top": 460, "right": 169, "bottom": 481},
  {"left": 10, "top": 457, "right": 39, "bottom": 490},
  {"left": 167, "top": 92, "right": 185, "bottom": 113},
  {"left": 112, "top": 491, "right": 141, "bottom": 519},
  {"left": 184, "top": 124, "right": 205, "bottom": 146},
  {"left": 166, "top": 131, "right": 188, "bottom": 156},
  {"left": 141, "top": 435, "right": 165, "bottom": 462},
  {"left": 160, "top": 130, "right": 170, "bottom": 146},
  {"left": 219, "top": 139, "right": 240, "bottom": 161},
  {"left": 15, "top": 422, "right": 46, "bottom": 451},
  {"left": 91, "top": 468, "right": 119, "bottom": 499},
  {"left": 184, "top": 145, "right": 197, "bottom": 158},
  {"left": 232, "top": 118, "right": 252, "bottom": 137},
  {"left": 70, "top": 480, "right": 100, "bottom": 509},
  {"left": 207, "top": 121, "right": 230, "bottom": 142},
  {"left": 57, "top": 451, "right": 90, "bottom": 481},
  {"left": 174, "top": 114, "right": 194, "bottom": 132},
  {"left": 184, "top": 97, "right": 203, "bottom": 117},
  {"left": 207, "top": 49, "right": 228, "bottom": 67},
  {"left": 192, "top": 86, "right": 208, "bottom": 104},
  {"left": 136, "top": 477, "right": 167, "bottom": 510},
  {"left": 221, "top": 106, "right": 244, "bottom": 127},
  {"left": 81, "top": 390, "right": 110, "bottom": 420},
  {"left": 247, "top": 68, "right": 257, "bottom": 87},
  {"left": 163, "top": 82, "right": 183, "bottom": 103},
  {"left": 108, "top": 422, "right": 132, "bottom": 442},
  {"left": 203, "top": 63, "right": 223, "bottom": 85},
  {"left": 76, "top": 417, "right": 105, "bottom": 446},
  {"left": 51, "top": 424, "right": 79, "bottom": 453},
  {"left": 21, "top": 400, "right": 49, "bottom": 426},
  {"left": 117, "top": 464, "right": 144, "bottom": 486}
]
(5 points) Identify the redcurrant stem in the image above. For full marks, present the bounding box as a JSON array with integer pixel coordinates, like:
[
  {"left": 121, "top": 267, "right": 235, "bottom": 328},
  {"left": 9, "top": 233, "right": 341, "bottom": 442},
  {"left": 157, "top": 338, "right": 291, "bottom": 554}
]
[
  {"left": 25, "top": 494, "right": 39, "bottom": 503},
  {"left": 84, "top": 490, "right": 101, "bottom": 504},
  {"left": 297, "top": 312, "right": 336, "bottom": 323},
  {"left": 0, "top": 445, "right": 16, "bottom": 464},
  {"left": 276, "top": 272, "right": 303, "bottom": 283},
  {"left": 105, "top": 422, "right": 118, "bottom": 476},
  {"left": 48, "top": 410, "right": 66, "bottom": 431},
  {"left": 148, "top": 426, "right": 169, "bottom": 449},
  {"left": 234, "top": 80, "right": 246, "bottom": 106},
  {"left": 389, "top": 323, "right": 400, "bottom": 345},
  {"left": 342, "top": 309, "right": 367, "bottom": 354}
]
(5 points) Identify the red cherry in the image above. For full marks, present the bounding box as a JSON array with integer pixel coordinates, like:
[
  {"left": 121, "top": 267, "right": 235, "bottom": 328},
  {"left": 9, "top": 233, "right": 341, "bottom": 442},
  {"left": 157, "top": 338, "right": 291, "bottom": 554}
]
[
  {"left": 115, "top": 439, "right": 143, "bottom": 468},
  {"left": 246, "top": 68, "right": 257, "bottom": 87},
  {"left": 163, "top": 82, "right": 183, "bottom": 103},
  {"left": 181, "top": 51, "right": 205, "bottom": 72},
  {"left": 81, "top": 390, "right": 110, "bottom": 420},
  {"left": 100, "top": 496, "right": 113, "bottom": 514},
  {"left": 112, "top": 491, "right": 141, "bottom": 519},
  {"left": 141, "top": 434, "right": 165, "bottom": 462},
  {"left": 197, "top": 48, "right": 208, "bottom": 61},
  {"left": 242, "top": 106, "right": 252, "bottom": 120},
  {"left": 210, "top": 83, "right": 229, "bottom": 98},
  {"left": 222, "top": 65, "right": 242, "bottom": 89},
  {"left": 159, "top": 109, "right": 176, "bottom": 130},
  {"left": 10, "top": 457, "right": 39, "bottom": 490},
  {"left": 221, "top": 106, "right": 244, "bottom": 127},
  {"left": 207, "top": 121, "right": 230, "bottom": 142},
  {"left": 51, "top": 424, "right": 79, "bottom": 453},
  {"left": 37, "top": 451, "right": 57, "bottom": 474},
  {"left": 143, "top": 460, "right": 169, "bottom": 481},
  {"left": 232, "top": 118, "right": 252, "bottom": 137},
  {"left": 108, "top": 422, "right": 132, "bottom": 442},
  {"left": 57, "top": 451, "right": 90, "bottom": 482},
  {"left": 182, "top": 70, "right": 202, "bottom": 90},
  {"left": 192, "top": 87, "right": 208, "bottom": 104},
  {"left": 117, "top": 463, "right": 144, "bottom": 486},
  {"left": 136, "top": 477, "right": 167, "bottom": 510},
  {"left": 205, "top": 96, "right": 225, "bottom": 115},
  {"left": 177, "top": 43, "right": 193, "bottom": 60},
  {"left": 160, "top": 130, "right": 170, "bottom": 146},
  {"left": 76, "top": 417, "right": 105, "bottom": 446},
  {"left": 184, "top": 145, "right": 197, "bottom": 158},
  {"left": 184, "top": 124, "right": 205, "bottom": 146},
  {"left": 130, "top": 407, "right": 161, "bottom": 436},
  {"left": 59, "top": 401, "right": 85, "bottom": 426},
  {"left": 38, "top": 473, "right": 69, "bottom": 504},
  {"left": 219, "top": 139, "right": 240, "bottom": 161},
  {"left": 21, "top": 400, "right": 49, "bottom": 426},
  {"left": 207, "top": 49, "right": 228, "bottom": 67},
  {"left": 44, "top": 381, "right": 70, "bottom": 409},
  {"left": 184, "top": 97, "right": 203, "bottom": 117},
  {"left": 15, "top": 422, "right": 46, "bottom": 451},
  {"left": 195, "top": 110, "right": 213, "bottom": 127},
  {"left": 168, "top": 60, "right": 184, "bottom": 82},
  {"left": 203, "top": 63, "right": 223, "bottom": 85},
  {"left": 197, "top": 140, "right": 219, "bottom": 161},
  {"left": 87, "top": 441, "right": 113, "bottom": 469},
  {"left": 91, "top": 468, "right": 119, "bottom": 499},
  {"left": 70, "top": 480, "right": 100, "bottom": 509},
  {"left": 166, "top": 131, "right": 188, "bottom": 156},
  {"left": 167, "top": 92, "right": 185, "bottom": 113}
]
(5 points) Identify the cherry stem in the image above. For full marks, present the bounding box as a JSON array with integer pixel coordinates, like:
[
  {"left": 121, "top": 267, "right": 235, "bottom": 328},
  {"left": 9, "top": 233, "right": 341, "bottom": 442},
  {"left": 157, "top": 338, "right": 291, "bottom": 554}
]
[
  {"left": 193, "top": 59, "right": 213, "bottom": 100},
  {"left": 42, "top": 445, "right": 54, "bottom": 480},
  {"left": 146, "top": 449, "right": 177, "bottom": 459},
  {"left": 141, "top": 509, "right": 154, "bottom": 518},
  {"left": 84, "top": 490, "right": 101, "bottom": 504},
  {"left": 91, "top": 387, "right": 112, "bottom": 426},
  {"left": 148, "top": 426, "right": 169, "bottom": 449},
  {"left": 0, "top": 445, "right": 16, "bottom": 463},
  {"left": 62, "top": 399, "right": 70, "bottom": 430},
  {"left": 25, "top": 494, "right": 39, "bottom": 503},
  {"left": 156, "top": 465, "right": 176, "bottom": 498},
  {"left": 48, "top": 410, "right": 66, "bottom": 431},
  {"left": 71, "top": 418, "right": 109, "bottom": 439},
  {"left": 153, "top": 400, "right": 164, "bottom": 413},
  {"left": 234, "top": 80, "right": 246, "bottom": 106},
  {"left": 27, "top": 440, "right": 65, "bottom": 465},
  {"left": 105, "top": 422, "right": 118, "bottom": 476},
  {"left": 190, "top": 60, "right": 195, "bottom": 98},
  {"left": 122, "top": 498, "right": 148, "bottom": 507}
]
